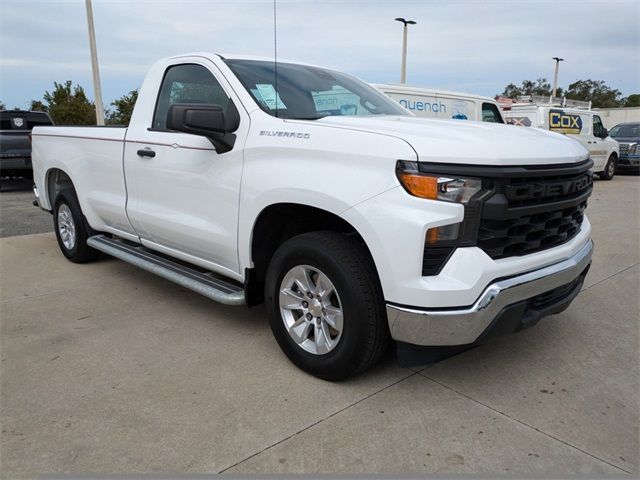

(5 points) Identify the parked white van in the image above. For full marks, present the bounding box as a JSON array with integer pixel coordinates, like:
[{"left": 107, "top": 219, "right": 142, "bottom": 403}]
[
  {"left": 503, "top": 96, "right": 619, "bottom": 180},
  {"left": 374, "top": 84, "right": 505, "bottom": 123}
]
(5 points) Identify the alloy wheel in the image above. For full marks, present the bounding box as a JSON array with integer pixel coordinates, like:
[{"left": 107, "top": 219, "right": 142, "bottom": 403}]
[
  {"left": 279, "top": 265, "right": 344, "bottom": 355},
  {"left": 57, "top": 203, "right": 76, "bottom": 250}
]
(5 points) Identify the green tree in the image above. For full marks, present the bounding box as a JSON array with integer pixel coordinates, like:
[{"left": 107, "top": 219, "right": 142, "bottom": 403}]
[
  {"left": 501, "top": 78, "right": 561, "bottom": 99},
  {"left": 106, "top": 90, "right": 138, "bottom": 125},
  {"left": 30, "top": 100, "right": 47, "bottom": 112},
  {"left": 622, "top": 94, "right": 640, "bottom": 107},
  {"left": 0, "top": 101, "right": 5, "bottom": 111},
  {"left": 565, "top": 80, "right": 622, "bottom": 108},
  {"left": 501, "top": 83, "right": 523, "bottom": 99},
  {"left": 37, "top": 81, "right": 96, "bottom": 125}
]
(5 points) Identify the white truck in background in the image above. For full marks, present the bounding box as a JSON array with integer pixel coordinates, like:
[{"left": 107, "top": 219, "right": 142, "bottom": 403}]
[
  {"left": 503, "top": 96, "right": 619, "bottom": 180},
  {"left": 32, "top": 53, "right": 594, "bottom": 380},
  {"left": 374, "top": 84, "right": 505, "bottom": 123}
]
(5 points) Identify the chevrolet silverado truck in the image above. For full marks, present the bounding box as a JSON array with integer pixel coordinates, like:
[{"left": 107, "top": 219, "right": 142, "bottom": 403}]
[{"left": 32, "top": 53, "right": 594, "bottom": 380}]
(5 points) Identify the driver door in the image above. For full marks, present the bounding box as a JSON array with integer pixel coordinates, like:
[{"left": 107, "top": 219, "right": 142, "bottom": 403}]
[{"left": 123, "top": 60, "right": 248, "bottom": 277}]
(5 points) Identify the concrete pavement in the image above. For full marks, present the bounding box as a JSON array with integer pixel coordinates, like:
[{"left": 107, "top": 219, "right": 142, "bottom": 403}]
[
  {"left": 1, "top": 176, "right": 638, "bottom": 477},
  {"left": 0, "top": 178, "right": 52, "bottom": 238}
]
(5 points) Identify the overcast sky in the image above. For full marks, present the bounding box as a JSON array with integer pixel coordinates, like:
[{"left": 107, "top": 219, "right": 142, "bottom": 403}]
[{"left": 0, "top": 0, "right": 638, "bottom": 110}]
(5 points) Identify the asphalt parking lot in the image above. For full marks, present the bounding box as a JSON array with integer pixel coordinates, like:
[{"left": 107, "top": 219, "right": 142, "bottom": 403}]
[{"left": 1, "top": 175, "right": 638, "bottom": 477}]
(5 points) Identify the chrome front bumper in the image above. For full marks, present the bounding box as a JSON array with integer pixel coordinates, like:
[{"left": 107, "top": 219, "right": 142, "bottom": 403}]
[{"left": 386, "top": 240, "right": 593, "bottom": 346}]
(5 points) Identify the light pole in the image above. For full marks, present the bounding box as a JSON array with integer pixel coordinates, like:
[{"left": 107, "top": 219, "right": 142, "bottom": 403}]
[
  {"left": 85, "top": 0, "right": 105, "bottom": 125},
  {"left": 395, "top": 17, "right": 416, "bottom": 84},
  {"left": 551, "top": 57, "right": 564, "bottom": 99}
]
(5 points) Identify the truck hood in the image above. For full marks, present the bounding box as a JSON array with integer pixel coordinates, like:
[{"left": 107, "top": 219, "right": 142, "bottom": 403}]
[
  {"left": 311, "top": 115, "right": 589, "bottom": 165},
  {"left": 611, "top": 137, "right": 639, "bottom": 143}
]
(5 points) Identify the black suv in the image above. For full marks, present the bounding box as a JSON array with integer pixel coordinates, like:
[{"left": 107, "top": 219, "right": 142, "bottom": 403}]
[
  {"left": 0, "top": 110, "right": 54, "bottom": 179},
  {"left": 609, "top": 122, "right": 640, "bottom": 172}
]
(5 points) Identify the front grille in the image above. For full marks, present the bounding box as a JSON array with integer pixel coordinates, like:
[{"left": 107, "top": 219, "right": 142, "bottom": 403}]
[
  {"left": 501, "top": 171, "right": 593, "bottom": 208},
  {"left": 478, "top": 201, "right": 587, "bottom": 258},
  {"left": 477, "top": 161, "right": 592, "bottom": 259},
  {"left": 411, "top": 159, "right": 593, "bottom": 275}
]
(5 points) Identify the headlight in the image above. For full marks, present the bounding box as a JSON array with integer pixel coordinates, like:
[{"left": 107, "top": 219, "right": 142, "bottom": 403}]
[
  {"left": 396, "top": 161, "right": 490, "bottom": 250},
  {"left": 435, "top": 177, "right": 483, "bottom": 203},
  {"left": 396, "top": 161, "right": 482, "bottom": 204}
]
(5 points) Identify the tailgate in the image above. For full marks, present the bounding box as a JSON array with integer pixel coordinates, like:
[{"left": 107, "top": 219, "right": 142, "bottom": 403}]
[{"left": 0, "top": 131, "right": 31, "bottom": 159}]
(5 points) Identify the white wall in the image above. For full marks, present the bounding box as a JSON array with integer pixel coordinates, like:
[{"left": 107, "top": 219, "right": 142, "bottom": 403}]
[{"left": 593, "top": 107, "right": 640, "bottom": 129}]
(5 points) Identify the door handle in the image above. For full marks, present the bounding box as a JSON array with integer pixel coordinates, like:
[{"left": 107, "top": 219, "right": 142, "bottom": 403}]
[{"left": 137, "top": 148, "right": 156, "bottom": 158}]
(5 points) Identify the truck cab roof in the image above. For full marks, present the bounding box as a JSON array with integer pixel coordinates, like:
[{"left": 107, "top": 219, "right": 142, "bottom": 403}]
[{"left": 169, "top": 52, "right": 333, "bottom": 71}]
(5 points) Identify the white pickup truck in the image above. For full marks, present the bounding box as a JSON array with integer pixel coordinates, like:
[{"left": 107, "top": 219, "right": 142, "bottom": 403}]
[{"left": 32, "top": 53, "right": 594, "bottom": 380}]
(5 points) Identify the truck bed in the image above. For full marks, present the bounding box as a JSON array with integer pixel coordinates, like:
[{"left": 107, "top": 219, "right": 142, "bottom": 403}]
[{"left": 31, "top": 126, "right": 130, "bottom": 235}]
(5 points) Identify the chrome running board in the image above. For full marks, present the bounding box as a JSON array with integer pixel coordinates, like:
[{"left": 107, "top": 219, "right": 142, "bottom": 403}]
[{"left": 87, "top": 235, "right": 245, "bottom": 306}]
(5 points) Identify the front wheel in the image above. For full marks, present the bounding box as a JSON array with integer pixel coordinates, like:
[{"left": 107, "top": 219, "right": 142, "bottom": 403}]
[
  {"left": 53, "top": 189, "right": 101, "bottom": 263},
  {"left": 264, "top": 231, "right": 389, "bottom": 381},
  {"left": 599, "top": 155, "right": 616, "bottom": 180}
]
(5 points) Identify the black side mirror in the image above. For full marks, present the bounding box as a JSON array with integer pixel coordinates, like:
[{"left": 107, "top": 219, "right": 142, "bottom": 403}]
[
  {"left": 166, "top": 102, "right": 240, "bottom": 153},
  {"left": 167, "top": 103, "right": 227, "bottom": 137},
  {"left": 601, "top": 128, "right": 609, "bottom": 139}
]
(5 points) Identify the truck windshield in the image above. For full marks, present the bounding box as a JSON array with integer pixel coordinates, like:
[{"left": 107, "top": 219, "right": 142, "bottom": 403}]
[
  {"left": 609, "top": 124, "right": 640, "bottom": 137},
  {"left": 224, "top": 59, "right": 408, "bottom": 120}
]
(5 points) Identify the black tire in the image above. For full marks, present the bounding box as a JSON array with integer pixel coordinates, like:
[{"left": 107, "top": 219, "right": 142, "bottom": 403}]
[
  {"left": 264, "top": 231, "right": 389, "bottom": 381},
  {"left": 53, "top": 188, "right": 100, "bottom": 263},
  {"left": 599, "top": 155, "right": 616, "bottom": 180}
]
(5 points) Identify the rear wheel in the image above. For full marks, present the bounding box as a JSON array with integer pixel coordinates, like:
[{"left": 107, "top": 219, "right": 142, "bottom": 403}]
[
  {"left": 53, "top": 189, "right": 100, "bottom": 263},
  {"left": 264, "top": 231, "right": 389, "bottom": 381},
  {"left": 599, "top": 154, "right": 616, "bottom": 180}
]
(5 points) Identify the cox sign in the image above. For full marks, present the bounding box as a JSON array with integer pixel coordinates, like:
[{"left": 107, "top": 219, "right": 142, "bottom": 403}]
[{"left": 549, "top": 109, "right": 582, "bottom": 134}]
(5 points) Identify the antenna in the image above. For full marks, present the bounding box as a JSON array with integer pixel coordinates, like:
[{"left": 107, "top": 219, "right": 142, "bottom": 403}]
[{"left": 273, "top": 0, "right": 279, "bottom": 118}]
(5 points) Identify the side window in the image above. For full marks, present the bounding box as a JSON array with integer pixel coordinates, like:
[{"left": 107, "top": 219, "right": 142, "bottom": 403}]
[
  {"left": 481, "top": 102, "right": 503, "bottom": 123},
  {"left": 152, "top": 64, "right": 230, "bottom": 130},
  {"left": 593, "top": 115, "right": 604, "bottom": 137}
]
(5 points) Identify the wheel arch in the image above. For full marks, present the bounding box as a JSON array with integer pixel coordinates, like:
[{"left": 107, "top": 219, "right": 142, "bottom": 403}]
[
  {"left": 45, "top": 167, "right": 76, "bottom": 209},
  {"left": 246, "top": 202, "right": 380, "bottom": 307}
]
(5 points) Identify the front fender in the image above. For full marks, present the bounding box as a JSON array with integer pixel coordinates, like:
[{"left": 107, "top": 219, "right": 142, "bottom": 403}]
[
  {"left": 341, "top": 186, "right": 463, "bottom": 303},
  {"left": 238, "top": 187, "right": 360, "bottom": 272}
]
